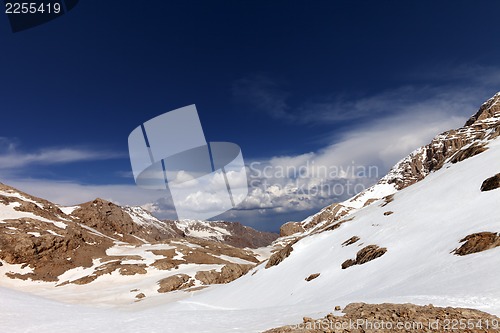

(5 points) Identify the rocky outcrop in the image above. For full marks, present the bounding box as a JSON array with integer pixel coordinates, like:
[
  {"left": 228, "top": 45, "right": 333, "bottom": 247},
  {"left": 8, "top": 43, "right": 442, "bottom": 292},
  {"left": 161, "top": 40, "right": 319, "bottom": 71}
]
[
  {"left": 72, "top": 199, "right": 179, "bottom": 244},
  {"left": 157, "top": 274, "right": 194, "bottom": 293},
  {"left": 280, "top": 222, "right": 305, "bottom": 237},
  {"left": 195, "top": 263, "right": 253, "bottom": 285},
  {"left": 305, "top": 273, "right": 320, "bottom": 281},
  {"left": 382, "top": 94, "right": 500, "bottom": 191},
  {"left": 266, "top": 239, "right": 298, "bottom": 269},
  {"left": 453, "top": 232, "right": 500, "bottom": 256},
  {"left": 341, "top": 245, "right": 387, "bottom": 269},
  {"left": 264, "top": 302, "right": 500, "bottom": 333},
  {"left": 341, "top": 236, "right": 360, "bottom": 246},
  {"left": 481, "top": 173, "right": 500, "bottom": 192},
  {"left": 465, "top": 92, "right": 500, "bottom": 126}
]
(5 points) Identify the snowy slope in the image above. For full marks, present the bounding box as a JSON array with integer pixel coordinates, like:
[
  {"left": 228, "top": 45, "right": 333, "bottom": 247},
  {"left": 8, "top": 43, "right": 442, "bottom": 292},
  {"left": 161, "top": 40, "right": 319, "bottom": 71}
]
[
  {"left": 1, "top": 137, "right": 498, "bottom": 332},
  {"left": 1, "top": 95, "right": 500, "bottom": 333},
  {"left": 173, "top": 132, "right": 500, "bottom": 327}
]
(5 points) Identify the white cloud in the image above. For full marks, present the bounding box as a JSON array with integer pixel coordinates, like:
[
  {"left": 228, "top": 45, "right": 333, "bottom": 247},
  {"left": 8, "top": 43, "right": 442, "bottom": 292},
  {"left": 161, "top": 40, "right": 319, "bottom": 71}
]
[{"left": 0, "top": 138, "right": 124, "bottom": 169}]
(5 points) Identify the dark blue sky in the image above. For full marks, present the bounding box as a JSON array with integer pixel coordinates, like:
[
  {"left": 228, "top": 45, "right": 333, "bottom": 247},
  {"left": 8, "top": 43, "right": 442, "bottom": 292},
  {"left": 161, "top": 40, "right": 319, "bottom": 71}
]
[{"left": 2, "top": 1, "right": 500, "bottom": 230}]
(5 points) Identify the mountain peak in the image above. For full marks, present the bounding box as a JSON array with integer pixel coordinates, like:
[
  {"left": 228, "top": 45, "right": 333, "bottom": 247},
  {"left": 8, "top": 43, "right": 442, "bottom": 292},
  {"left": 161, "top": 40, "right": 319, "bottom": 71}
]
[{"left": 465, "top": 91, "right": 500, "bottom": 126}]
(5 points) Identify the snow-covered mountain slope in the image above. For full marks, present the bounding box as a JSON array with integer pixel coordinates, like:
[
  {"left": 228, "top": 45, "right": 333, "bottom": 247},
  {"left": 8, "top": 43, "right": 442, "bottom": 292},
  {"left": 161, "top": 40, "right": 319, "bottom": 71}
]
[
  {"left": 1, "top": 94, "right": 499, "bottom": 333},
  {"left": 168, "top": 219, "right": 278, "bottom": 248},
  {"left": 0, "top": 184, "right": 276, "bottom": 306},
  {"left": 168, "top": 96, "right": 500, "bottom": 331},
  {"left": 280, "top": 92, "right": 500, "bottom": 239}
]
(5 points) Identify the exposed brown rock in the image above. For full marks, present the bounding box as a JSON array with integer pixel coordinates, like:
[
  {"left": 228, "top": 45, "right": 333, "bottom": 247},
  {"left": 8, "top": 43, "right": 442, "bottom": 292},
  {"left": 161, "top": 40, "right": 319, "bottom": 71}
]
[
  {"left": 305, "top": 204, "right": 351, "bottom": 231},
  {"left": 0, "top": 216, "right": 112, "bottom": 282},
  {"left": 341, "top": 245, "right": 387, "bottom": 269},
  {"left": 135, "top": 293, "right": 145, "bottom": 299},
  {"left": 342, "top": 236, "right": 360, "bottom": 247},
  {"left": 195, "top": 263, "right": 253, "bottom": 285},
  {"left": 157, "top": 274, "right": 194, "bottom": 293},
  {"left": 264, "top": 302, "right": 500, "bottom": 333},
  {"left": 481, "top": 173, "right": 500, "bottom": 192},
  {"left": 341, "top": 259, "right": 356, "bottom": 270},
  {"left": 317, "top": 217, "right": 354, "bottom": 234},
  {"left": 280, "top": 221, "right": 305, "bottom": 237},
  {"left": 119, "top": 264, "right": 147, "bottom": 275},
  {"left": 453, "top": 232, "right": 500, "bottom": 256},
  {"left": 465, "top": 92, "right": 500, "bottom": 126},
  {"left": 266, "top": 239, "right": 298, "bottom": 269},
  {"left": 305, "top": 273, "right": 320, "bottom": 281},
  {"left": 384, "top": 211, "right": 394, "bottom": 216},
  {"left": 72, "top": 198, "right": 177, "bottom": 244},
  {"left": 449, "top": 144, "right": 488, "bottom": 164},
  {"left": 151, "top": 258, "right": 182, "bottom": 270},
  {"left": 380, "top": 194, "right": 394, "bottom": 207}
]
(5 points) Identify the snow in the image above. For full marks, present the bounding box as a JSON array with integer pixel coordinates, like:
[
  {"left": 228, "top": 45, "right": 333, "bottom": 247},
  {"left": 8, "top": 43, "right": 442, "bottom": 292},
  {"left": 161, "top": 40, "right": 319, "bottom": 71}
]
[
  {"left": 0, "top": 190, "right": 45, "bottom": 209},
  {"left": 0, "top": 199, "right": 67, "bottom": 229},
  {"left": 58, "top": 205, "right": 79, "bottom": 215},
  {"left": 1, "top": 126, "right": 499, "bottom": 332},
  {"left": 175, "top": 219, "right": 231, "bottom": 241},
  {"left": 172, "top": 135, "right": 500, "bottom": 328}
]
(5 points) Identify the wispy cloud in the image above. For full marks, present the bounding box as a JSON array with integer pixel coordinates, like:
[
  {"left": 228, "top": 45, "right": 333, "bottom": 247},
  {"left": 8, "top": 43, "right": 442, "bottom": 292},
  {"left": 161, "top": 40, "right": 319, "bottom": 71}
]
[
  {"left": 233, "top": 65, "right": 500, "bottom": 125},
  {"left": 232, "top": 74, "right": 292, "bottom": 120},
  {"left": 0, "top": 138, "right": 124, "bottom": 169}
]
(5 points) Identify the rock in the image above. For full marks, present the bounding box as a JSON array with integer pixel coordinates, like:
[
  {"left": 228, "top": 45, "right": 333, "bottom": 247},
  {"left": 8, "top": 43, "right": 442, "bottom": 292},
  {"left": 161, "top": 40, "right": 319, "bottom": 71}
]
[
  {"left": 279, "top": 222, "right": 305, "bottom": 237},
  {"left": 334, "top": 305, "right": 341, "bottom": 311},
  {"left": 342, "top": 236, "right": 360, "bottom": 246},
  {"left": 135, "top": 293, "right": 145, "bottom": 299},
  {"left": 119, "top": 264, "right": 147, "bottom": 275},
  {"left": 355, "top": 245, "right": 387, "bottom": 265},
  {"left": 341, "top": 245, "right": 387, "bottom": 269},
  {"left": 265, "top": 302, "right": 500, "bottom": 333},
  {"left": 383, "top": 211, "right": 394, "bottom": 216},
  {"left": 305, "top": 273, "right": 320, "bottom": 281},
  {"left": 453, "top": 232, "right": 500, "bottom": 255},
  {"left": 265, "top": 240, "right": 297, "bottom": 269},
  {"left": 195, "top": 263, "right": 253, "bottom": 285},
  {"left": 157, "top": 274, "right": 194, "bottom": 293},
  {"left": 449, "top": 144, "right": 487, "bottom": 164},
  {"left": 481, "top": 173, "right": 500, "bottom": 192},
  {"left": 341, "top": 259, "right": 356, "bottom": 270}
]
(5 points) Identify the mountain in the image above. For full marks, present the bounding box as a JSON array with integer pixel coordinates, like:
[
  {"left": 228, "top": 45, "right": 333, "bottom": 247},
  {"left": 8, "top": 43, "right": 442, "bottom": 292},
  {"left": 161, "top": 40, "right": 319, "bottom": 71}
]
[
  {"left": 177, "top": 92, "right": 500, "bottom": 331},
  {"left": 166, "top": 219, "right": 279, "bottom": 248},
  {"left": 0, "top": 186, "right": 277, "bottom": 304},
  {"left": 1, "top": 93, "right": 500, "bottom": 332}
]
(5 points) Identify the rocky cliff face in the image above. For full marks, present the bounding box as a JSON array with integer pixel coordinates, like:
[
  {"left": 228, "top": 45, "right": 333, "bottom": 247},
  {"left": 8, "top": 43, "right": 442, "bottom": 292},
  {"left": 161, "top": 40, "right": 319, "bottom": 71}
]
[{"left": 381, "top": 92, "right": 500, "bottom": 190}]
